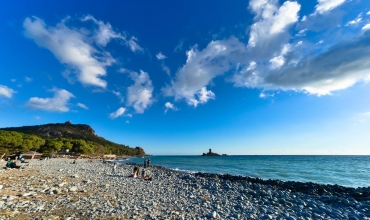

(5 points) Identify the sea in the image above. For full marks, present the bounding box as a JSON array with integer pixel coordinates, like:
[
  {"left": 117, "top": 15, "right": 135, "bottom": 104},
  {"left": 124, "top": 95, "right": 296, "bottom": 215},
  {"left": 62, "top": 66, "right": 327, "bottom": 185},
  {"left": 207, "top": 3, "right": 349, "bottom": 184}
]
[{"left": 119, "top": 155, "right": 370, "bottom": 188}]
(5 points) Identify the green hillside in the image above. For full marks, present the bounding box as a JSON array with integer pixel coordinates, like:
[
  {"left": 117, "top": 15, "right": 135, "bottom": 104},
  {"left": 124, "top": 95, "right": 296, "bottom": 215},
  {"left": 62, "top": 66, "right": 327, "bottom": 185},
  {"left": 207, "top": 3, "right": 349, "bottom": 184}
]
[{"left": 0, "top": 122, "right": 146, "bottom": 157}]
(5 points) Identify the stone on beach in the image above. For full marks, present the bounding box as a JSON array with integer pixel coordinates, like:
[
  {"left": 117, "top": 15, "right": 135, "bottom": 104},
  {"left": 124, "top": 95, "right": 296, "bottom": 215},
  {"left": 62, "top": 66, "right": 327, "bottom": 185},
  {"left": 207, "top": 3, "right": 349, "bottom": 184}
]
[{"left": 0, "top": 158, "right": 369, "bottom": 219}]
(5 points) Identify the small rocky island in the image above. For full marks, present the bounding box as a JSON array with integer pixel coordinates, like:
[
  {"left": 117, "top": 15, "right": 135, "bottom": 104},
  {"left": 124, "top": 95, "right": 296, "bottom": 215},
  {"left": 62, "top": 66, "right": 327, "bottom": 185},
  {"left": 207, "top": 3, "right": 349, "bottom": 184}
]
[{"left": 202, "top": 149, "right": 228, "bottom": 156}]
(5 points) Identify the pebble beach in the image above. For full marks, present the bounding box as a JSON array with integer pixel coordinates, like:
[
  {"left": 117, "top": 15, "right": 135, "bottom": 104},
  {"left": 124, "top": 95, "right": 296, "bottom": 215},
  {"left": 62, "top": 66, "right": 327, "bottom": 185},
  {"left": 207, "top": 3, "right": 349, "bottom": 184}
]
[{"left": 0, "top": 158, "right": 369, "bottom": 220}]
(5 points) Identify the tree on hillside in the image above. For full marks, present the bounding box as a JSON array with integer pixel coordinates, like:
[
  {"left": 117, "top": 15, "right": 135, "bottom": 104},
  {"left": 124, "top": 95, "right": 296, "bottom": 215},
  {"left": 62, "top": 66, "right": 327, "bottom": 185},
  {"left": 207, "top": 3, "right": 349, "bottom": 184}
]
[
  {"left": 40, "top": 138, "right": 64, "bottom": 156},
  {"left": 21, "top": 134, "right": 45, "bottom": 152},
  {"left": 0, "top": 130, "right": 23, "bottom": 154}
]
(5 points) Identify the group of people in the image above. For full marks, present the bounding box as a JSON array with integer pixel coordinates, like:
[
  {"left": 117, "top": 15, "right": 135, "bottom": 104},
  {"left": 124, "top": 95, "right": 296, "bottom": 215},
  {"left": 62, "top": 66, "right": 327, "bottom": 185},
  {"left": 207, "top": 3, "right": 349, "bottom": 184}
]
[
  {"left": 132, "top": 165, "right": 153, "bottom": 180},
  {"left": 108, "top": 158, "right": 153, "bottom": 180},
  {"left": 143, "top": 158, "right": 150, "bottom": 168},
  {"left": 5, "top": 160, "right": 21, "bottom": 169}
]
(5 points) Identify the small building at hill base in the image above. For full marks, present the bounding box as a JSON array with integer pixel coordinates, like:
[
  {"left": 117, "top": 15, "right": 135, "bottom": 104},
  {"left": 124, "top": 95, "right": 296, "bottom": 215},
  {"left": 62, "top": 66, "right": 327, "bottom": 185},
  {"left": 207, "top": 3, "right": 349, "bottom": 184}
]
[
  {"left": 103, "top": 154, "right": 116, "bottom": 159},
  {"left": 20, "top": 151, "right": 43, "bottom": 159}
]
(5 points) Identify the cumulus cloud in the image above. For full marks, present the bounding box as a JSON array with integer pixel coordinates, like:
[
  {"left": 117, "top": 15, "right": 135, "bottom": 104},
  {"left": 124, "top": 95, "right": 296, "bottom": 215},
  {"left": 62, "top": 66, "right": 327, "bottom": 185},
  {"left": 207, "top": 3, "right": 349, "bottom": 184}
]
[
  {"left": 164, "top": 102, "right": 178, "bottom": 113},
  {"left": 23, "top": 15, "right": 142, "bottom": 88},
  {"left": 77, "top": 103, "right": 89, "bottom": 110},
  {"left": 163, "top": 0, "right": 370, "bottom": 106},
  {"left": 26, "top": 88, "right": 74, "bottom": 112},
  {"left": 163, "top": 38, "right": 245, "bottom": 106},
  {"left": 109, "top": 107, "right": 126, "bottom": 119},
  {"left": 23, "top": 16, "right": 112, "bottom": 88},
  {"left": 247, "top": 0, "right": 300, "bottom": 60},
  {"left": 314, "top": 0, "right": 346, "bottom": 15},
  {"left": 127, "top": 70, "right": 154, "bottom": 113},
  {"left": 262, "top": 31, "right": 370, "bottom": 95},
  {"left": 0, "top": 85, "right": 15, "bottom": 98},
  {"left": 156, "top": 52, "right": 167, "bottom": 60},
  {"left": 25, "top": 77, "right": 33, "bottom": 82}
]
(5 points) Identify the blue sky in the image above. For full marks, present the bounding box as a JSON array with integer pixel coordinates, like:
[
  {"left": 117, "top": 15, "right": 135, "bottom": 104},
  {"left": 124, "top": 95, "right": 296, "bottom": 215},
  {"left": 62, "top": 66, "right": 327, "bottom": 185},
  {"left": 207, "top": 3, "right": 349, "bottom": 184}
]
[{"left": 1, "top": 0, "right": 370, "bottom": 155}]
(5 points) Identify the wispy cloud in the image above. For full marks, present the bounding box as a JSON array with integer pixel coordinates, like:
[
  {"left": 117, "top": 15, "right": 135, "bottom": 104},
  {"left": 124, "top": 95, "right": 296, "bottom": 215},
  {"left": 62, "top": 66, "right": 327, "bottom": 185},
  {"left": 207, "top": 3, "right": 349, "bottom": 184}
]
[
  {"left": 77, "top": 103, "right": 89, "bottom": 110},
  {"left": 174, "top": 39, "right": 185, "bottom": 52},
  {"left": 25, "top": 77, "right": 33, "bottom": 82},
  {"left": 164, "top": 102, "right": 178, "bottom": 113},
  {"left": 156, "top": 52, "right": 167, "bottom": 60},
  {"left": 127, "top": 70, "right": 154, "bottom": 113},
  {"left": 109, "top": 107, "right": 126, "bottom": 119},
  {"left": 345, "top": 13, "right": 362, "bottom": 26},
  {"left": 112, "top": 90, "right": 125, "bottom": 103},
  {"left": 314, "top": 0, "right": 347, "bottom": 15},
  {"left": 26, "top": 88, "right": 74, "bottom": 112},
  {"left": 0, "top": 85, "right": 15, "bottom": 98},
  {"left": 259, "top": 92, "right": 274, "bottom": 98}
]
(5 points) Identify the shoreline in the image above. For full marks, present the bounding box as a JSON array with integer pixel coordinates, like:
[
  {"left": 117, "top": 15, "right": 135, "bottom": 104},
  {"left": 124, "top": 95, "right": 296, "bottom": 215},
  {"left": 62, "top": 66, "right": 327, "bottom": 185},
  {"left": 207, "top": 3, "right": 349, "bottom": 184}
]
[
  {"left": 126, "top": 162, "right": 370, "bottom": 201},
  {"left": 0, "top": 158, "right": 369, "bottom": 219}
]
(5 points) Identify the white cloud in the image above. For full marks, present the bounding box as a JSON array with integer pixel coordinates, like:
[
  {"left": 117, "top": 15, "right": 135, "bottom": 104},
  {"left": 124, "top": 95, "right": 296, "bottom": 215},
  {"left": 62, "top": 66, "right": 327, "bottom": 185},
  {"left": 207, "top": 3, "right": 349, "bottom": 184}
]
[
  {"left": 259, "top": 92, "right": 274, "bottom": 98},
  {"left": 26, "top": 88, "right": 74, "bottom": 112},
  {"left": 156, "top": 52, "right": 167, "bottom": 60},
  {"left": 127, "top": 70, "right": 154, "bottom": 113},
  {"left": 296, "top": 29, "right": 307, "bottom": 37},
  {"left": 367, "top": 11, "right": 370, "bottom": 15},
  {"left": 345, "top": 13, "right": 362, "bottom": 26},
  {"left": 25, "top": 77, "right": 33, "bottom": 82},
  {"left": 118, "top": 68, "right": 130, "bottom": 73},
  {"left": 10, "top": 79, "right": 16, "bottom": 82},
  {"left": 112, "top": 90, "right": 124, "bottom": 103},
  {"left": 0, "top": 85, "right": 15, "bottom": 98},
  {"left": 248, "top": 0, "right": 300, "bottom": 56},
  {"left": 83, "top": 15, "right": 143, "bottom": 52},
  {"left": 24, "top": 16, "right": 143, "bottom": 88},
  {"left": 164, "top": 102, "right": 178, "bottom": 113},
  {"left": 24, "top": 16, "right": 112, "bottom": 88},
  {"left": 362, "top": 24, "right": 370, "bottom": 31},
  {"left": 261, "top": 31, "right": 370, "bottom": 95},
  {"left": 126, "top": 36, "right": 143, "bottom": 53},
  {"left": 162, "top": 64, "right": 171, "bottom": 75},
  {"left": 174, "top": 39, "right": 185, "bottom": 52},
  {"left": 314, "top": 0, "right": 346, "bottom": 15},
  {"left": 34, "top": 116, "right": 41, "bottom": 120},
  {"left": 162, "top": 0, "right": 370, "bottom": 106},
  {"left": 109, "top": 107, "right": 126, "bottom": 119},
  {"left": 77, "top": 103, "right": 89, "bottom": 110},
  {"left": 163, "top": 38, "right": 245, "bottom": 106}
]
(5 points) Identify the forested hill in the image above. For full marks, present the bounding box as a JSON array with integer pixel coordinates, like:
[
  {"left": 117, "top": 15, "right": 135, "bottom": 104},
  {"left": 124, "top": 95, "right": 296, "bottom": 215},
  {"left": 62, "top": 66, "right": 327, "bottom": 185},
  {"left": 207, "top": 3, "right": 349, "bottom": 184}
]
[{"left": 0, "top": 122, "right": 146, "bottom": 156}]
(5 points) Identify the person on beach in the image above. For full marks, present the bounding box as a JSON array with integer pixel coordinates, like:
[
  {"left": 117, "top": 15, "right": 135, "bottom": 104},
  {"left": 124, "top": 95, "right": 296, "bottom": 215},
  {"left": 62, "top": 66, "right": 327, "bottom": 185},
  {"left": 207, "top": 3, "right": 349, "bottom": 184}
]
[
  {"left": 147, "top": 159, "right": 150, "bottom": 167},
  {"left": 141, "top": 168, "right": 145, "bottom": 178},
  {"left": 112, "top": 163, "right": 117, "bottom": 175},
  {"left": 143, "top": 159, "right": 147, "bottom": 168},
  {"left": 133, "top": 166, "right": 139, "bottom": 178},
  {"left": 144, "top": 170, "right": 153, "bottom": 181}
]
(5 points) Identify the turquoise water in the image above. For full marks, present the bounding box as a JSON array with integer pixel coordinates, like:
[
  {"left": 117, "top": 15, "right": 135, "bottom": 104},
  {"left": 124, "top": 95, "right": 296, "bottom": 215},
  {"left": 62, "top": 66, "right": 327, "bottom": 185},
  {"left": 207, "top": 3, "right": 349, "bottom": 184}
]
[{"left": 121, "top": 155, "right": 370, "bottom": 188}]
